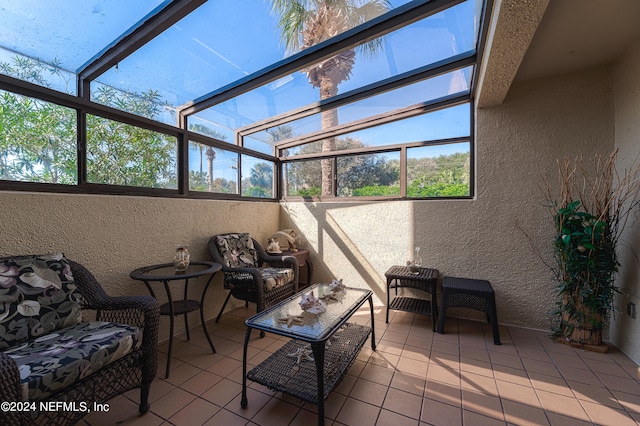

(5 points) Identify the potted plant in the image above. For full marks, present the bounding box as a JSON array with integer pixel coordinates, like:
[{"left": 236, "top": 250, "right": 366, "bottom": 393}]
[{"left": 543, "top": 150, "right": 640, "bottom": 351}]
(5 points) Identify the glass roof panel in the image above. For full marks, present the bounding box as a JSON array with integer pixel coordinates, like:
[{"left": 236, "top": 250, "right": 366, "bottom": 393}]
[
  {"left": 93, "top": 0, "right": 411, "bottom": 125},
  {"left": 0, "top": 0, "right": 166, "bottom": 94},
  {"left": 245, "top": 66, "right": 473, "bottom": 146},
  {"left": 190, "top": 0, "right": 479, "bottom": 139}
]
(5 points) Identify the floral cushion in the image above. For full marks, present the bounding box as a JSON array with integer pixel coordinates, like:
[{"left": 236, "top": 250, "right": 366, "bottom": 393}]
[
  {"left": 215, "top": 233, "right": 258, "bottom": 268},
  {"left": 3, "top": 321, "right": 142, "bottom": 401},
  {"left": 226, "top": 267, "right": 295, "bottom": 292},
  {"left": 0, "top": 253, "right": 82, "bottom": 350}
]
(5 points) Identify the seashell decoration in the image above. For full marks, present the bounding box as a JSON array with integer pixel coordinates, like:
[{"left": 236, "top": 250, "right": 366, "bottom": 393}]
[
  {"left": 329, "top": 278, "right": 346, "bottom": 293},
  {"left": 299, "top": 291, "right": 326, "bottom": 314}
]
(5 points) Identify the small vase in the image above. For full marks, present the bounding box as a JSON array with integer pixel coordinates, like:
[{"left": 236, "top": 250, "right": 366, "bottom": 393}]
[
  {"left": 407, "top": 246, "right": 422, "bottom": 274},
  {"left": 174, "top": 245, "right": 190, "bottom": 272}
]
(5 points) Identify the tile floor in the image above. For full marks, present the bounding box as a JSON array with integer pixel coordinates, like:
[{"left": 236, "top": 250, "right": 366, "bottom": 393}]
[{"left": 79, "top": 305, "right": 640, "bottom": 426}]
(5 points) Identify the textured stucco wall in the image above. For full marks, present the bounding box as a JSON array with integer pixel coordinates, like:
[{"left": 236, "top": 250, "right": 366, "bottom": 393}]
[
  {"left": 0, "top": 192, "right": 280, "bottom": 342},
  {"left": 281, "top": 66, "right": 614, "bottom": 330},
  {"left": 611, "top": 39, "right": 640, "bottom": 365}
]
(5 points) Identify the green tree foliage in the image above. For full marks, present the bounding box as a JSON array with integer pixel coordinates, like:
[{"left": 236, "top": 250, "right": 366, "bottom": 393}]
[
  {"left": 286, "top": 141, "right": 470, "bottom": 197},
  {"left": 407, "top": 152, "right": 470, "bottom": 197},
  {"left": 285, "top": 137, "right": 400, "bottom": 196},
  {"left": 242, "top": 161, "right": 274, "bottom": 198},
  {"left": 0, "top": 66, "right": 78, "bottom": 184}
]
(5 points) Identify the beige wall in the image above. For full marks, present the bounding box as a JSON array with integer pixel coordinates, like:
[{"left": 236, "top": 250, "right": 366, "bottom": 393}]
[
  {"left": 282, "top": 65, "right": 614, "bottom": 331},
  {"left": 611, "top": 39, "right": 640, "bottom": 365},
  {"left": 0, "top": 192, "right": 280, "bottom": 342}
]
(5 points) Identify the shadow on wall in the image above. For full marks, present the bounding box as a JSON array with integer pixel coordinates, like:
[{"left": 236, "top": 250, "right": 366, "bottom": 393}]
[{"left": 280, "top": 201, "right": 417, "bottom": 304}]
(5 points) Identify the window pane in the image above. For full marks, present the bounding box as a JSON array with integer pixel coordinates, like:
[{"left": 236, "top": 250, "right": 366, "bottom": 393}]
[
  {"left": 337, "top": 152, "right": 400, "bottom": 197},
  {"left": 247, "top": 67, "right": 473, "bottom": 145},
  {"left": 0, "top": 0, "right": 165, "bottom": 94},
  {"left": 188, "top": 142, "right": 238, "bottom": 194},
  {"left": 241, "top": 155, "right": 274, "bottom": 198},
  {"left": 407, "top": 142, "right": 470, "bottom": 197},
  {"left": 0, "top": 90, "right": 77, "bottom": 184},
  {"left": 87, "top": 115, "right": 177, "bottom": 188},
  {"left": 284, "top": 159, "right": 323, "bottom": 197},
  {"left": 286, "top": 103, "right": 470, "bottom": 157}
]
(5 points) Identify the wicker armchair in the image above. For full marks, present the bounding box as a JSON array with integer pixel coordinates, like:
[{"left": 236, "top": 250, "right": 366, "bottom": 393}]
[
  {"left": 209, "top": 233, "right": 298, "bottom": 322},
  {"left": 0, "top": 255, "right": 159, "bottom": 426}
]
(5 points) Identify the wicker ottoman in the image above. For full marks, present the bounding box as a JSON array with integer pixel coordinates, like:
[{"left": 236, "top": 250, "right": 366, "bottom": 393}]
[{"left": 437, "top": 276, "right": 501, "bottom": 345}]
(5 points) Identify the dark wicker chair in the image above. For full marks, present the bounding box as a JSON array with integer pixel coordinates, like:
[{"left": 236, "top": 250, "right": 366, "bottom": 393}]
[
  {"left": 0, "top": 258, "right": 159, "bottom": 426},
  {"left": 208, "top": 233, "right": 298, "bottom": 322}
]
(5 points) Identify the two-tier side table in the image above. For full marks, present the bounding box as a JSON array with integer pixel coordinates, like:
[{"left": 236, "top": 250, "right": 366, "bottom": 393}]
[{"left": 385, "top": 265, "right": 439, "bottom": 331}]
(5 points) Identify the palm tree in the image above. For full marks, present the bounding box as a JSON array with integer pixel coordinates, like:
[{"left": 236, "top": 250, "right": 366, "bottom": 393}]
[{"left": 271, "top": 0, "right": 391, "bottom": 196}]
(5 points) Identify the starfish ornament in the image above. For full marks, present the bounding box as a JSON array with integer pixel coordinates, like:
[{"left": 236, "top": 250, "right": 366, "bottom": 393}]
[
  {"left": 277, "top": 314, "right": 304, "bottom": 327},
  {"left": 287, "top": 345, "right": 314, "bottom": 364}
]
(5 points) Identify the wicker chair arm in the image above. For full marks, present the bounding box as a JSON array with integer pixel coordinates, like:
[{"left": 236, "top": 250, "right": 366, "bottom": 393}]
[
  {"left": 69, "top": 261, "right": 160, "bottom": 382},
  {"left": 0, "top": 352, "right": 26, "bottom": 425}
]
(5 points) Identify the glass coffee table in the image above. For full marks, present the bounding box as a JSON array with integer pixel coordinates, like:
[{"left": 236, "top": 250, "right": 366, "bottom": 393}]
[{"left": 241, "top": 283, "right": 376, "bottom": 426}]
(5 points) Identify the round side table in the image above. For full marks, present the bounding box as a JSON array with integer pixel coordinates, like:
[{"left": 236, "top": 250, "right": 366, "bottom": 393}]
[{"left": 130, "top": 261, "right": 222, "bottom": 378}]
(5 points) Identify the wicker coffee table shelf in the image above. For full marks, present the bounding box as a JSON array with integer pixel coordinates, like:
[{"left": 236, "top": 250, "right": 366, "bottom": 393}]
[{"left": 246, "top": 322, "right": 370, "bottom": 404}]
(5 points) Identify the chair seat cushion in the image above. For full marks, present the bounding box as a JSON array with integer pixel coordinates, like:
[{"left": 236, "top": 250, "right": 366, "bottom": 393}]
[
  {"left": 3, "top": 321, "right": 143, "bottom": 401},
  {"left": 225, "top": 267, "right": 295, "bottom": 292}
]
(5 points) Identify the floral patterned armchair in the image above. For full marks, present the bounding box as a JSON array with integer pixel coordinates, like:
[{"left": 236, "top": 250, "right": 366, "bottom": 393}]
[
  {"left": 0, "top": 253, "right": 159, "bottom": 426},
  {"left": 208, "top": 233, "right": 298, "bottom": 322}
]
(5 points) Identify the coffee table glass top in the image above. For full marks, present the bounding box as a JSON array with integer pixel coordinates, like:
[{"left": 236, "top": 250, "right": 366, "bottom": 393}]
[{"left": 246, "top": 283, "right": 371, "bottom": 341}]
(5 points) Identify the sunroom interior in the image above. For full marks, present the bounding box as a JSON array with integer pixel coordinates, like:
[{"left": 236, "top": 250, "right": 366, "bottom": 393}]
[{"left": 2, "top": 0, "right": 640, "bottom": 424}]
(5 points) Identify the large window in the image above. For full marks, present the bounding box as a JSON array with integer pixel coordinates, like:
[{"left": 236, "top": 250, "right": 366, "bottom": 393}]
[{"left": 0, "top": 0, "right": 489, "bottom": 201}]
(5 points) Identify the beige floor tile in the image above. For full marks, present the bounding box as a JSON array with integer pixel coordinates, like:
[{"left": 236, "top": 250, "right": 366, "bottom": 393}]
[
  {"left": 390, "top": 371, "right": 426, "bottom": 396},
  {"left": 461, "top": 389, "right": 505, "bottom": 421},
  {"left": 489, "top": 351, "right": 524, "bottom": 370},
  {"left": 545, "top": 411, "right": 593, "bottom": 426},
  {"left": 611, "top": 389, "right": 640, "bottom": 414},
  {"left": 460, "top": 371, "right": 498, "bottom": 396},
  {"left": 501, "top": 399, "right": 550, "bottom": 426},
  {"left": 461, "top": 409, "right": 505, "bottom": 425},
  {"left": 180, "top": 370, "right": 223, "bottom": 395},
  {"left": 378, "top": 408, "right": 420, "bottom": 426},
  {"left": 168, "top": 398, "right": 220, "bottom": 426},
  {"left": 495, "top": 380, "right": 540, "bottom": 407},
  {"left": 251, "top": 397, "right": 300, "bottom": 426},
  {"left": 201, "top": 378, "right": 243, "bottom": 407},
  {"left": 151, "top": 387, "right": 198, "bottom": 419},
  {"left": 202, "top": 408, "right": 250, "bottom": 426},
  {"left": 396, "top": 354, "right": 429, "bottom": 377},
  {"left": 349, "top": 378, "right": 388, "bottom": 406},
  {"left": 492, "top": 364, "right": 531, "bottom": 387},
  {"left": 421, "top": 398, "right": 462, "bottom": 426},
  {"left": 360, "top": 363, "right": 395, "bottom": 386},
  {"left": 568, "top": 380, "right": 622, "bottom": 409},
  {"left": 521, "top": 357, "right": 562, "bottom": 377},
  {"left": 335, "top": 397, "right": 381, "bottom": 426},
  {"left": 459, "top": 356, "right": 494, "bottom": 378},
  {"left": 382, "top": 387, "right": 423, "bottom": 420},
  {"left": 426, "top": 364, "right": 461, "bottom": 386},
  {"left": 528, "top": 371, "right": 573, "bottom": 397},
  {"left": 536, "top": 389, "right": 590, "bottom": 423},
  {"left": 424, "top": 380, "right": 461, "bottom": 407}
]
